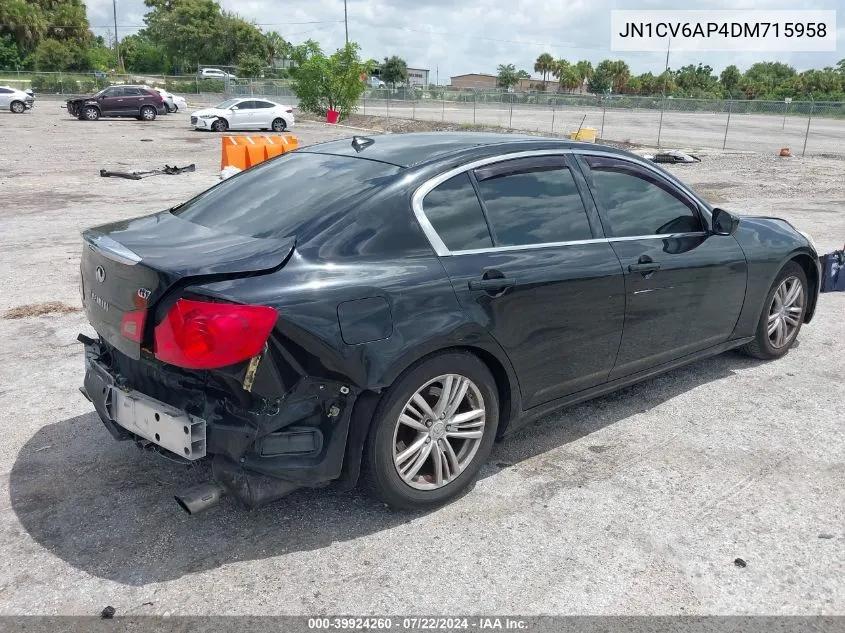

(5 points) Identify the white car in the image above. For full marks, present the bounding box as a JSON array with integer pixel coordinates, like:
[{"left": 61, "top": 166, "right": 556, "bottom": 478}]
[
  {"left": 190, "top": 98, "right": 294, "bottom": 132},
  {"left": 153, "top": 88, "right": 188, "bottom": 113},
  {"left": 0, "top": 86, "right": 34, "bottom": 113},
  {"left": 197, "top": 68, "right": 237, "bottom": 81}
]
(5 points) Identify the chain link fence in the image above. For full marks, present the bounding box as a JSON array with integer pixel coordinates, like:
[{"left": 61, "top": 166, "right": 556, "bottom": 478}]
[
  {"left": 4, "top": 71, "right": 843, "bottom": 156},
  {"left": 358, "top": 89, "right": 845, "bottom": 156}
]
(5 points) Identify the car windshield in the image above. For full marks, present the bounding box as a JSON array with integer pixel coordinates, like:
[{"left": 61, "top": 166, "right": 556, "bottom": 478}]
[
  {"left": 214, "top": 98, "right": 240, "bottom": 109},
  {"left": 172, "top": 152, "right": 401, "bottom": 240}
]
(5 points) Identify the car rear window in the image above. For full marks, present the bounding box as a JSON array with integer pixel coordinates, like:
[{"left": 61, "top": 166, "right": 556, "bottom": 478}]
[{"left": 172, "top": 152, "right": 401, "bottom": 240}]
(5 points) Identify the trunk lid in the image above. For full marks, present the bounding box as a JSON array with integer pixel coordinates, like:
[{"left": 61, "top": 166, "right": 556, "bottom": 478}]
[{"left": 81, "top": 211, "right": 294, "bottom": 359}]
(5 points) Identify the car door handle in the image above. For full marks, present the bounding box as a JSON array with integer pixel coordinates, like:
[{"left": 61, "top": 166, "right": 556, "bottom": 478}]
[
  {"left": 468, "top": 278, "right": 516, "bottom": 291},
  {"left": 628, "top": 262, "right": 661, "bottom": 273}
]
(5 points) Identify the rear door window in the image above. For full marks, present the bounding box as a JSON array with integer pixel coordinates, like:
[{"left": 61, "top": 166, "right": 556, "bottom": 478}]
[
  {"left": 421, "top": 173, "right": 492, "bottom": 251},
  {"left": 473, "top": 157, "right": 593, "bottom": 246}
]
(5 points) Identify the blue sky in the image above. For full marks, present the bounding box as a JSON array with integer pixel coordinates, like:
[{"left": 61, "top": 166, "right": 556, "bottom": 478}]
[{"left": 84, "top": 0, "right": 843, "bottom": 80}]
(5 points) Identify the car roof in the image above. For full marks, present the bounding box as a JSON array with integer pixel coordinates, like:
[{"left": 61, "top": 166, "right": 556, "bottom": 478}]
[{"left": 302, "top": 132, "right": 630, "bottom": 168}]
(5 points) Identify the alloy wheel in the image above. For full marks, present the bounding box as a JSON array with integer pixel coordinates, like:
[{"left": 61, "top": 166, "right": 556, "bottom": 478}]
[
  {"left": 11, "top": 101, "right": 24, "bottom": 113},
  {"left": 392, "top": 374, "right": 486, "bottom": 491},
  {"left": 767, "top": 275, "right": 804, "bottom": 349}
]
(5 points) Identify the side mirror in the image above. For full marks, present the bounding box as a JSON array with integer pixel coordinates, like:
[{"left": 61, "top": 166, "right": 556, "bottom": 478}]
[{"left": 712, "top": 208, "right": 739, "bottom": 236}]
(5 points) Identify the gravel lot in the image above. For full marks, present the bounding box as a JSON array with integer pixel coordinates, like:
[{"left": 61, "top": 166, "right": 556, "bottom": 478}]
[{"left": 0, "top": 104, "right": 843, "bottom": 616}]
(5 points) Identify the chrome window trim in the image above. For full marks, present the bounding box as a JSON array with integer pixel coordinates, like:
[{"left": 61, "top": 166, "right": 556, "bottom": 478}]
[
  {"left": 446, "top": 232, "right": 709, "bottom": 256},
  {"left": 411, "top": 148, "right": 712, "bottom": 257}
]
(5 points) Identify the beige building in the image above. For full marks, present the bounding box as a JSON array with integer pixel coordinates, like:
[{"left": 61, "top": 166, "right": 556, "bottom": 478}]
[
  {"left": 450, "top": 73, "right": 560, "bottom": 91},
  {"left": 450, "top": 73, "right": 498, "bottom": 89}
]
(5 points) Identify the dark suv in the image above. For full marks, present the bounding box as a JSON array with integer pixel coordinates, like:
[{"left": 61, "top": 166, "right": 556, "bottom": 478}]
[{"left": 66, "top": 85, "right": 166, "bottom": 121}]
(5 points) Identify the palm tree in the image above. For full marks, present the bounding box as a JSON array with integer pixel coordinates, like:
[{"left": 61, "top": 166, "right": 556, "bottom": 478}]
[
  {"left": 552, "top": 59, "right": 570, "bottom": 91},
  {"left": 534, "top": 52, "right": 555, "bottom": 84},
  {"left": 574, "top": 60, "right": 593, "bottom": 92},
  {"left": 607, "top": 60, "right": 631, "bottom": 94},
  {"left": 263, "top": 31, "right": 289, "bottom": 68}
]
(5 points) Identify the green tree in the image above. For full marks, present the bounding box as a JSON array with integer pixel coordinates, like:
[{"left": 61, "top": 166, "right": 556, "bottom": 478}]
[
  {"left": 34, "top": 38, "right": 71, "bottom": 71},
  {"left": 574, "top": 59, "right": 592, "bottom": 92},
  {"left": 264, "top": 31, "right": 290, "bottom": 68},
  {"left": 380, "top": 55, "right": 408, "bottom": 88},
  {"left": 120, "top": 32, "right": 167, "bottom": 73},
  {"left": 534, "top": 52, "right": 555, "bottom": 83},
  {"left": 496, "top": 63, "right": 520, "bottom": 88},
  {"left": 236, "top": 53, "right": 264, "bottom": 77},
  {"left": 290, "top": 41, "right": 366, "bottom": 119},
  {"left": 86, "top": 37, "right": 116, "bottom": 71},
  {"left": 0, "top": 34, "right": 22, "bottom": 68},
  {"left": 719, "top": 64, "right": 742, "bottom": 97},
  {"left": 552, "top": 59, "right": 569, "bottom": 87},
  {"left": 587, "top": 66, "right": 611, "bottom": 94}
]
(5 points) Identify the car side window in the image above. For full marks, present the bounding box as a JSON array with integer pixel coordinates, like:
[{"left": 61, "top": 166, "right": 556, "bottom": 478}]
[
  {"left": 584, "top": 156, "right": 703, "bottom": 237},
  {"left": 237, "top": 101, "right": 255, "bottom": 110},
  {"left": 422, "top": 173, "right": 493, "bottom": 251},
  {"left": 473, "top": 158, "right": 593, "bottom": 247},
  {"left": 0, "top": 88, "right": 11, "bottom": 94},
  {"left": 255, "top": 101, "right": 273, "bottom": 109},
  {"left": 123, "top": 87, "right": 143, "bottom": 96},
  {"left": 102, "top": 87, "right": 118, "bottom": 97}
]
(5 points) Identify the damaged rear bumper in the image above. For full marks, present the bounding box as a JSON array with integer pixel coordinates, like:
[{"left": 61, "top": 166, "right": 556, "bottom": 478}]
[{"left": 81, "top": 335, "right": 358, "bottom": 509}]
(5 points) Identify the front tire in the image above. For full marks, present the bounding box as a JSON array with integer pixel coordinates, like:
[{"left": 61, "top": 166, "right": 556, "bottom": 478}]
[
  {"left": 140, "top": 106, "right": 157, "bottom": 121},
  {"left": 271, "top": 117, "right": 287, "bottom": 132},
  {"left": 740, "top": 261, "right": 807, "bottom": 360},
  {"left": 10, "top": 100, "right": 25, "bottom": 114},
  {"left": 83, "top": 105, "right": 100, "bottom": 121},
  {"left": 211, "top": 118, "right": 228, "bottom": 132},
  {"left": 364, "top": 352, "right": 499, "bottom": 510}
]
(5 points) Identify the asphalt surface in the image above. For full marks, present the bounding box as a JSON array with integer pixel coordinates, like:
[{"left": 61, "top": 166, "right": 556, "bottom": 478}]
[{"left": 0, "top": 105, "right": 842, "bottom": 616}]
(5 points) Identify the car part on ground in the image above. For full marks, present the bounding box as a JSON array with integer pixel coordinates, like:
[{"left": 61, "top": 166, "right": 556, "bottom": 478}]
[
  {"left": 99, "top": 164, "right": 196, "bottom": 180},
  {"left": 77, "top": 133, "right": 820, "bottom": 513},
  {"left": 651, "top": 150, "right": 702, "bottom": 164}
]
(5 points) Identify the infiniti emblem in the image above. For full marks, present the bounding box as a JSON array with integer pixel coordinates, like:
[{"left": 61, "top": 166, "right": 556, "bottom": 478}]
[{"left": 95, "top": 266, "right": 106, "bottom": 283}]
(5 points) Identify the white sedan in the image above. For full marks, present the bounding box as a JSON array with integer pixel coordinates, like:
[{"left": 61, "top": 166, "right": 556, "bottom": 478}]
[
  {"left": 0, "top": 85, "right": 34, "bottom": 113},
  {"left": 153, "top": 88, "right": 188, "bottom": 113},
  {"left": 190, "top": 98, "right": 294, "bottom": 132}
]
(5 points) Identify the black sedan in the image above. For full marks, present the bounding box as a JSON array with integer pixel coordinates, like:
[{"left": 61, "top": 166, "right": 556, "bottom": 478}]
[{"left": 78, "top": 133, "right": 820, "bottom": 513}]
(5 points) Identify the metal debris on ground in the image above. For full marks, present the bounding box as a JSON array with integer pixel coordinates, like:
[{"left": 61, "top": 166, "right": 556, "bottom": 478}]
[
  {"left": 100, "top": 164, "right": 196, "bottom": 180},
  {"left": 734, "top": 558, "right": 747, "bottom": 568},
  {"left": 651, "top": 150, "right": 702, "bottom": 164},
  {"left": 100, "top": 606, "right": 116, "bottom": 619}
]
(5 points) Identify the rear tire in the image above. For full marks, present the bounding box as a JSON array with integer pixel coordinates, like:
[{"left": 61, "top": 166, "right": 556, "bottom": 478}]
[
  {"left": 271, "top": 117, "right": 287, "bottom": 132},
  {"left": 83, "top": 105, "right": 100, "bottom": 121},
  {"left": 10, "top": 100, "right": 25, "bottom": 113},
  {"left": 739, "top": 261, "right": 807, "bottom": 360},
  {"left": 211, "top": 118, "right": 228, "bottom": 132},
  {"left": 364, "top": 352, "right": 499, "bottom": 510},
  {"left": 140, "top": 106, "right": 157, "bottom": 121}
]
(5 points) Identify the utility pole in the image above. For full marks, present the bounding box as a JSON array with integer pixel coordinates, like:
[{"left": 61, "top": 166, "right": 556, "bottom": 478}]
[
  {"left": 656, "top": 37, "right": 671, "bottom": 148},
  {"left": 344, "top": 0, "right": 348, "bottom": 45},
  {"left": 112, "top": 0, "right": 121, "bottom": 71},
  {"left": 436, "top": 65, "right": 439, "bottom": 86}
]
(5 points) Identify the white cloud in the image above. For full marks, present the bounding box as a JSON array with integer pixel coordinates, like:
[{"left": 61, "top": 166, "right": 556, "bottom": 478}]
[{"left": 88, "top": 0, "right": 844, "bottom": 79}]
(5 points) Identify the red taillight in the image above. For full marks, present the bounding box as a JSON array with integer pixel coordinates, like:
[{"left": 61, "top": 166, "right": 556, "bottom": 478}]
[
  {"left": 154, "top": 298, "right": 277, "bottom": 369},
  {"left": 285, "top": 108, "right": 293, "bottom": 113}
]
